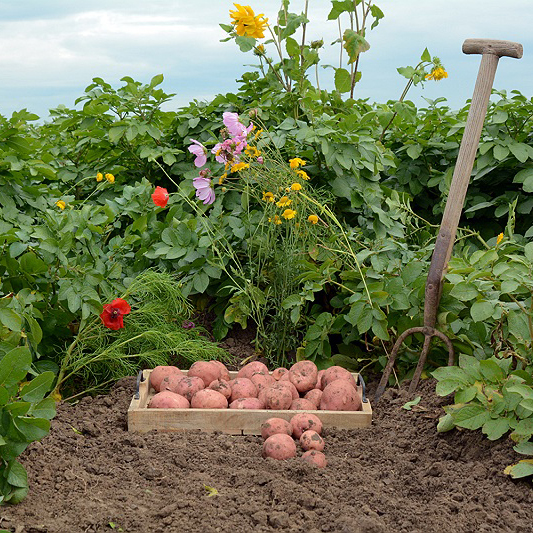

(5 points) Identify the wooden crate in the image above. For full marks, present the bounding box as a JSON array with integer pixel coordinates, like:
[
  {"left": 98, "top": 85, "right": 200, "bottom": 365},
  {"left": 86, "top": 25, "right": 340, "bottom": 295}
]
[{"left": 128, "top": 369, "right": 372, "bottom": 435}]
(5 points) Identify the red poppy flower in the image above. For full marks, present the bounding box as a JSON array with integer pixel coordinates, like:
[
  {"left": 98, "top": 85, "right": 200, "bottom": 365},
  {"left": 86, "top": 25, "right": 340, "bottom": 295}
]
[
  {"left": 100, "top": 298, "right": 131, "bottom": 330},
  {"left": 152, "top": 186, "right": 169, "bottom": 208}
]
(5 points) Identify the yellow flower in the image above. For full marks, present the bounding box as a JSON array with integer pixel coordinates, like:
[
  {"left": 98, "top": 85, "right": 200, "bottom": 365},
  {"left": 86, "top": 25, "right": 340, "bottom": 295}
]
[
  {"left": 291, "top": 182, "right": 302, "bottom": 191},
  {"left": 289, "top": 157, "right": 306, "bottom": 169},
  {"left": 276, "top": 196, "right": 291, "bottom": 208},
  {"left": 496, "top": 232, "right": 504, "bottom": 245},
  {"left": 218, "top": 173, "right": 227, "bottom": 185},
  {"left": 295, "top": 169, "right": 310, "bottom": 180},
  {"left": 56, "top": 200, "right": 66, "bottom": 210},
  {"left": 282, "top": 209, "right": 296, "bottom": 220},
  {"left": 425, "top": 67, "right": 448, "bottom": 81},
  {"left": 96, "top": 172, "right": 104, "bottom": 182},
  {"left": 308, "top": 214, "right": 318, "bottom": 225},
  {"left": 254, "top": 44, "right": 265, "bottom": 56},
  {"left": 245, "top": 145, "right": 261, "bottom": 158},
  {"left": 253, "top": 128, "right": 263, "bottom": 140},
  {"left": 105, "top": 173, "right": 115, "bottom": 184},
  {"left": 229, "top": 4, "right": 268, "bottom": 39},
  {"left": 231, "top": 162, "right": 249, "bottom": 172},
  {"left": 269, "top": 215, "right": 282, "bottom": 225},
  {"left": 262, "top": 191, "right": 275, "bottom": 202}
]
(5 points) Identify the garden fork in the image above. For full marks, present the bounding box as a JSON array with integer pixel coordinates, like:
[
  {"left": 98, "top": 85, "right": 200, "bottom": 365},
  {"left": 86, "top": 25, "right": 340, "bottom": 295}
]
[{"left": 375, "top": 39, "right": 523, "bottom": 401}]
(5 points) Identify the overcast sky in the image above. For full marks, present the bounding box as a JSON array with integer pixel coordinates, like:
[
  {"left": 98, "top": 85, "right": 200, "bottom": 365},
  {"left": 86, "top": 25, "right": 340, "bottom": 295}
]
[{"left": 0, "top": 0, "right": 530, "bottom": 120}]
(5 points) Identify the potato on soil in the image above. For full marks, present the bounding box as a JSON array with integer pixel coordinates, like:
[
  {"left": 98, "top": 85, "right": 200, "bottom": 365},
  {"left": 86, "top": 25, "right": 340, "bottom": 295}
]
[
  {"left": 188, "top": 361, "right": 221, "bottom": 388},
  {"left": 190, "top": 389, "right": 228, "bottom": 409},
  {"left": 304, "top": 388, "right": 323, "bottom": 407},
  {"left": 321, "top": 366, "right": 357, "bottom": 389},
  {"left": 260, "top": 417, "right": 293, "bottom": 440},
  {"left": 148, "top": 390, "right": 190, "bottom": 409},
  {"left": 290, "top": 398, "right": 317, "bottom": 411},
  {"left": 172, "top": 376, "right": 205, "bottom": 402},
  {"left": 262, "top": 383, "right": 293, "bottom": 410},
  {"left": 289, "top": 360, "right": 318, "bottom": 393},
  {"left": 230, "top": 378, "right": 258, "bottom": 402},
  {"left": 271, "top": 367, "right": 289, "bottom": 381},
  {"left": 300, "top": 430, "right": 325, "bottom": 452},
  {"left": 210, "top": 360, "right": 231, "bottom": 381},
  {"left": 320, "top": 380, "right": 362, "bottom": 411},
  {"left": 208, "top": 379, "right": 232, "bottom": 399},
  {"left": 250, "top": 371, "right": 275, "bottom": 392},
  {"left": 262, "top": 433, "right": 297, "bottom": 460},
  {"left": 290, "top": 413, "right": 323, "bottom": 439},
  {"left": 229, "top": 397, "right": 265, "bottom": 409},
  {"left": 302, "top": 450, "right": 327, "bottom": 468},
  {"left": 237, "top": 361, "right": 269, "bottom": 380},
  {"left": 150, "top": 366, "right": 183, "bottom": 392}
]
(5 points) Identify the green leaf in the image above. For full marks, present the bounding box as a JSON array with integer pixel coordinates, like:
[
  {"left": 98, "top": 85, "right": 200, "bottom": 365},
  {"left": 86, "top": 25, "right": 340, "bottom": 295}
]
[
  {"left": 420, "top": 47, "right": 431, "bottom": 62},
  {"left": 432, "top": 366, "right": 469, "bottom": 383},
  {"left": 343, "top": 29, "right": 370, "bottom": 64},
  {"left": 327, "top": 0, "right": 353, "bottom": 20},
  {"left": 402, "top": 396, "right": 421, "bottom": 410},
  {"left": 506, "top": 384, "right": 533, "bottom": 400},
  {"left": 406, "top": 144, "right": 423, "bottom": 160},
  {"left": 493, "top": 144, "right": 510, "bottom": 161},
  {"left": 149, "top": 73, "right": 164, "bottom": 88},
  {"left": 0, "top": 346, "right": 32, "bottom": 388},
  {"left": 29, "top": 398, "right": 56, "bottom": 420},
  {"left": 20, "top": 372, "right": 55, "bottom": 402},
  {"left": 334, "top": 68, "right": 352, "bottom": 93},
  {"left": 285, "top": 37, "right": 300, "bottom": 58},
  {"left": 504, "top": 459, "right": 533, "bottom": 479},
  {"left": 6, "top": 460, "right": 28, "bottom": 488},
  {"left": 193, "top": 272, "right": 209, "bottom": 294},
  {"left": 453, "top": 404, "right": 490, "bottom": 430},
  {"left": 512, "top": 418, "right": 533, "bottom": 437},
  {"left": 513, "top": 441, "right": 533, "bottom": 455},
  {"left": 0, "top": 308, "right": 22, "bottom": 332},
  {"left": 524, "top": 242, "right": 533, "bottom": 262},
  {"left": 470, "top": 300, "right": 495, "bottom": 322},
  {"left": 455, "top": 385, "right": 477, "bottom": 404},
  {"left": 482, "top": 417, "right": 510, "bottom": 440},
  {"left": 479, "top": 359, "right": 505, "bottom": 383},
  {"left": 436, "top": 379, "right": 465, "bottom": 396},
  {"left": 13, "top": 417, "right": 50, "bottom": 442},
  {"left": 437, "top": 413, "right": 455, "bottom": 432},
  {"left": 235, "top": 35, "right": 255, "bottom": 53},
  {"left": 449, "top": 281, "right": 479, "bottom": 301},
  {"left": 108, "top": 126, "right": 127, "bottom": 143}
]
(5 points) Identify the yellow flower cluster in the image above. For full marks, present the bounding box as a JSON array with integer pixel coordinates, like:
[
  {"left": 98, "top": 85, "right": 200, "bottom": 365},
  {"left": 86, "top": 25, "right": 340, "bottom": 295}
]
[
  {"left": 229, "top": 4, "right": 268, "bottom": 39},
  {"left": 231, "top": 162, "right": 250, "bottom": 173},
  {"left": 97, "top": 172, "right": 115, "bottom": 183},
  {"left": 425, "top": 67, "right": 448, "bottom": 81},
  {"left": 56, "top": 200, "right": 66, "bottom": 210}
]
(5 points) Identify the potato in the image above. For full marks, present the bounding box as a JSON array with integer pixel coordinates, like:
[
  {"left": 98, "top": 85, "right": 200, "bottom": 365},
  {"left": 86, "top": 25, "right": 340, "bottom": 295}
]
[
  {"left": 237, "top": 361, "right": 269, "bottom": 380},
  {"left": 148, "top": 390, "right": 189, "bottom": 409},
  {"left": 188, "top": 361, "right": 221, "bottom": 388},
  {"left": 229, "top": 397, "right": 265, "bottom": 409},
  {"left": 321, "top": 366, "right": 357, "bottom": 389},
  {"left": 300, "top": 430, "right": 325, "bottom": 452},
  {"left": 276, "top": 380, "right": 299, "bottom": 400},
  {"left": 272, "top": 367, "right": 289, "bottom": 381},
  {"left": 290, "top": 413, "right": 323, "bottom": 439},
  {"left": 250, "top": 371, "right": 275, "bottom": 393},
  {"left": 304, "top": 388, "right": 323, "bottom": 408},
  {"left": 208, "top": 379, "right": 232, "bottom": 399},
  {"left": 150, "top": 366, "right": 183, "bottom": 392},
  {"left": 230, "top": 378, "right": 258, "bottom": 402},
  {"left": 210, "top": 360, "right": 231, "bottom": 381},
  {"left": 172, "top": 376, "right": 205, "bottom": 402},
  {"left": 289, "top": 361, "right": 318, "bottom": 393},
  {"left": 290, "top": 398, "right": 317, "bottom": 411},
  {"left": 302, "top": 450, "right": 327, "bottom": 468},
  {"left": 262, "top": 433, "right": 297, "bottom": 460},
  {"left": 160, "top": 374, "right": 184, "bottom": 393},
  {"left": 263, "top": 383, "right": 293, "bottom": 410},
  {"left": 320, "top": 380, "right": 362, "bottom": 411},
  {"left": 190, "top": 389, "right": 228, "bottom": 409},
  {"left": 316, "top": 369, "right": 325, "bottom": 390},
  {"left": 260, "top": 417, "right": 293, "bottom": 440}
]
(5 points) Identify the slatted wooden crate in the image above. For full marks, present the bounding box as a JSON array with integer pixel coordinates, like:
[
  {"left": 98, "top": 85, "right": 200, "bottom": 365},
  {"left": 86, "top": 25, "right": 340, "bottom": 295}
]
[{"left": 128, "top": 369, "right": 372, "bottom": 435}]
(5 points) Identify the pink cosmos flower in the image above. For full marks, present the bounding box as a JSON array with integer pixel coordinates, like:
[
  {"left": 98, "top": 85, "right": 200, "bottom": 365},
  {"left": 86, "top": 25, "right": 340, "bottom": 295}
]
[
  {"left": 188, "top": 139, "right": 208, "bottom": 167},
  {"left": 223, "top": 112, "right": 253, "bottom": 138},
  {"left": 193, "top": 176, "right": 215, "bottom": 205},
  {"left": 212, "top": 138, "right": 245, "bottom": 164}
]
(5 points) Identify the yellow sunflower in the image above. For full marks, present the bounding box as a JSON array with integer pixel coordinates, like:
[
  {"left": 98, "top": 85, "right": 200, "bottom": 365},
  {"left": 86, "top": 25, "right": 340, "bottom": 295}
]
[{"left": 229, "top": 4, "right": 268, "bottom": 39}]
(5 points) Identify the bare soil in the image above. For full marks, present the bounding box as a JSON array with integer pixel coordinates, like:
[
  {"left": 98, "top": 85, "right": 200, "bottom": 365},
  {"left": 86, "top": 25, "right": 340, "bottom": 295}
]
[{"left": 1, "top": 332, "right": 533, "bottom": 533}]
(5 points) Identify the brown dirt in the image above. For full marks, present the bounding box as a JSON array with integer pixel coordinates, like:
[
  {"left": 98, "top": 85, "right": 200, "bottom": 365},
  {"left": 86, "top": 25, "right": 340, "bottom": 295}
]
[{"left": 1, "top": 352, "right": 533, "bottom": 532}]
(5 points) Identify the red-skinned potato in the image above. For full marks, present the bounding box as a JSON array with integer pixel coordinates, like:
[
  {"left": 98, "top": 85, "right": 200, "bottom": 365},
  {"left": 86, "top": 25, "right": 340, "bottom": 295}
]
[
  {"left": 302, "top": 450, "right": 327, "bottom": 468},
  {"left": 263, "top": 383, "right": 293, "bottom": 410},
  {"left": 300, "top": 430, "right": 325, "bottom": 452},
  {"left": 148, "top": 390, "right": 190, "bottom": 409},
  {"left": 237, "top": 361, "right": 269, "bottom": 380},
  {"left": 190, "top": 389, "right": 228, "bottom": 409},
  {"left": 160, "top": 374, "right": 184, "bottom": 394},
  {"left": 290, "top": 398, "right": 317, "bottom": 411},
  {"left": 272, "top": 367, "right": 289, "bottom": 381},
  {"left": 304, "top": 389, "right": 323, "bottom": 408},
  {"left": 230, "top": 378, "right": 258, "bottom": 402},
  {"left": 316, "top": 369, "right": 325, "bottom": 390},
  {"left": 229, "top": 397, "right": 265, "bottom": 409},
  {"left": 321, "top": 366, "right": 357, "bottom": 389},
  {"left": 260, "top": 417, "right": 293, "bottom": 440},
  {"left": 172, "top": 376, "right": 205, "bottom": 402},
  {"left": 320, "top": 380, "right": 362, "bottom": 411},
  {"left": 262, "top": 433, "right": 297, "bottom": 460},
  {"left": 188, "top": 361, "right": 221, "bottom": 388},
  {"left": 208, "top": 379, "right": 232, "bottom": 399},
  {"left": 150, "top": 366, "right": 183, "bottom": 392},
  {"left": 250, "top": 372, "right": 275, "bottom": 393},
  {"left": 290, "top": 413, "right": 323, "bottom": 439},
  {"left": 276, "top": 380, "right": 299, "bottom": 400},
  {"left": 210, "top": 360, "right": 231, "bottom": 381},
  {"left": 289, "top": 361, "right": 318, "bottom": 393}
]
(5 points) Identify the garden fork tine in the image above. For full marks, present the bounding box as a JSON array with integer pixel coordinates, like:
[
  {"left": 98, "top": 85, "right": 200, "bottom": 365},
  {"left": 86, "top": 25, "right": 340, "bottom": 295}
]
[{"left": 375, "top": 39, "right": 523, "bottom": 402}]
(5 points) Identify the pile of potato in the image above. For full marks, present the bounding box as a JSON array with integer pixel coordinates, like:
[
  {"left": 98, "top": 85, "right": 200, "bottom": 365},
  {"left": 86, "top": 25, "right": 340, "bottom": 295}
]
[
  {"left": 147, "top": 359, "right": 362, "bottom": 412},
  {"left": 261, "top": 414, "right": 327, "bottom": 468}
]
